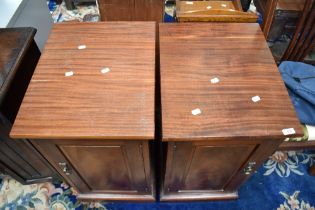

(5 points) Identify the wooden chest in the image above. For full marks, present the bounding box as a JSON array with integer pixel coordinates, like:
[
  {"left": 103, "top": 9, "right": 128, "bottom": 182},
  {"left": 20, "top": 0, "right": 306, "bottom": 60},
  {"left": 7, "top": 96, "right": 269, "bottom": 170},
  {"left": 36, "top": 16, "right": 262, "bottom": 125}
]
[
  {"left": 11, "top": 22, "right": 156, "bottom": 201},
  {"left": 176, "top": 0, "right": 257, "bottom": 22},
  {"left": 159, "top": 23, "right": 303, "bottom": 201}
]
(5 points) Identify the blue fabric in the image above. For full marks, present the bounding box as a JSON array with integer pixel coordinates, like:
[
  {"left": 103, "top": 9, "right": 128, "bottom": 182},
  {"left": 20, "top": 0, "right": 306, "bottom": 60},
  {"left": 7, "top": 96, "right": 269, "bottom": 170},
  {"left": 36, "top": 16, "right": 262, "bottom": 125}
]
[
  {"left": 279, "top": 61, "right": 315, "bottom": 125},
  {"left": 164, "top": 12, "right": 176, "bottom": 22}
]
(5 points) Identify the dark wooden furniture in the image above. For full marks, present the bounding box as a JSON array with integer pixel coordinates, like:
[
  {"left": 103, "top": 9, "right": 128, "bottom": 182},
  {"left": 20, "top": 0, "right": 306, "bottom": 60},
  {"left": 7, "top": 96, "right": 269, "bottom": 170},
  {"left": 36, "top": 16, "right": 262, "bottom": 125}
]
[
  {"left": 159, "top": 23, "right": 303, "bottom": 201},
  {"left": 257, "top": 0, "right": 305, "bottom": 41},
  {"left": 98, "top": 0, "right": 164, "bottom": 22},
  {"left": 10, "top": 22, "right": 156, "bottom": 201},
  {"left": 0, "top": 28, "right": 57, "bottom": 184},
  {"left": 176, "top": 0, "right": 258, "bottom": 22},
  {"left": 281, "top": 0, "right": 315, "bottom": 62}
]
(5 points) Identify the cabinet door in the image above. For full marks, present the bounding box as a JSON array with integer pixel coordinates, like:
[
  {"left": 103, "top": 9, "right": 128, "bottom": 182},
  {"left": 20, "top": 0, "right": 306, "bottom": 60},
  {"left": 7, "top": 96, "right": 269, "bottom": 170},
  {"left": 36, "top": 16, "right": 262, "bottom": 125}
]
[
  {"left": 164, "top": 141, "right": 258, "bottom": 193},
  {"left": 32, "top": 139, "right": 153, "bottom": 200}
]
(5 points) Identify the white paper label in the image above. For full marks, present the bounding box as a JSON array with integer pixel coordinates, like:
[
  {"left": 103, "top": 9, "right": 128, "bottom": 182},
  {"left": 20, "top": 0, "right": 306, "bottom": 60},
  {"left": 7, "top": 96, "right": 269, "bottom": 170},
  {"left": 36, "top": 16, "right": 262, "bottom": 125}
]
[
  {"left": 221, "top": 3, "right": 227, "bottom": 7},
  {"left": 192, "top": 108, "right": 201, "bottom": 116},
  {"left": 186, "top": 1, "right": 194, "bottom": 4},
  {"left": 210, "top": 77, "right": 220, "bottom": 84},
  {"left": 251, "top": 95, "right": 261, "bottom": 102},
  {"left": 101, "top": 67, "right": 111, "bottom": 74},
  {"left": 306, "top": 125, "right": 315, "bottom": 141},
  {"left": 282, "top": 128, "right": 296, "bottom": 136},
  {"left": 78, "top": 45, "right": 86, "bottom": 49},
  {"left": 206, "top": 6, "right": 212, "bottom": 9},
  {"left": 65, "top": 71, "right": 74, "bottom": 77}
]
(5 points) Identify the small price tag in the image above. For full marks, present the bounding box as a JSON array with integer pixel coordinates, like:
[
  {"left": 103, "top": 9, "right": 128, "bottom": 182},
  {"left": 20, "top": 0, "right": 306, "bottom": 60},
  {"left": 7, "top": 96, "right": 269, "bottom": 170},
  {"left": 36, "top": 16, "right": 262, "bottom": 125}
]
[
  {"left": 101, "top": 67, "right": 111, "bottom": 74},
  {"left": 251, "top": 95, "right": 261, "bottom": 103},
  {"left": 65, "top": 71, "right": 74, "bottom": 77},
  {"left": 282, "top": 128, "right": 296, "bottom": 136},
  {"left": 192, "top": 108, "right": 201, "bottom": 116},
  {"left": 210, "top": 77, "right": 220, "bottom": 84},
  {"left": 78, "top": 45, "right": 86, "bottom": 49}
]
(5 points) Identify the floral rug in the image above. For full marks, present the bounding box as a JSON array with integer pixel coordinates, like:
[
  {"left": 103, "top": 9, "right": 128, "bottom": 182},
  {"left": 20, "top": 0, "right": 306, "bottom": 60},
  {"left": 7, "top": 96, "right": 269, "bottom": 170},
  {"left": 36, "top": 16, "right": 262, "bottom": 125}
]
[
  {"left": 48, "top": 1, "right": 100, "bottom": 23},
  {"left": 1, "top": 150, "right": 315, "bottom": 210}
]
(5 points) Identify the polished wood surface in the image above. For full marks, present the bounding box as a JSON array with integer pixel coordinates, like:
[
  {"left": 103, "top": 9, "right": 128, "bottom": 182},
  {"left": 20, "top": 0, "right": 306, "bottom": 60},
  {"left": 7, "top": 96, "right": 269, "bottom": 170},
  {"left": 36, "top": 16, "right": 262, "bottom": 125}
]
[
  {"left": 0, "top": 28, "right": 57, "bottom": 184},
  {"left": 98, "top": 0, "right": 164, "bottom": 22},
  {"left": 159, "top": 23, "right": 303, "bottom": 141},
  {"left": 176, "top": 0, "right": 258, "bottom": 22},
  {"left": 11, "top": 22, "right": 156, "bottom": 140},
  {"left": 32, "top": 139, "right": 155, "bottom": 201},
  {"left": 160, "top": 23, "right": 303, "bottom": 201},
  {"left": 11, "top": 22, "right": 156, "bottom": 201}
]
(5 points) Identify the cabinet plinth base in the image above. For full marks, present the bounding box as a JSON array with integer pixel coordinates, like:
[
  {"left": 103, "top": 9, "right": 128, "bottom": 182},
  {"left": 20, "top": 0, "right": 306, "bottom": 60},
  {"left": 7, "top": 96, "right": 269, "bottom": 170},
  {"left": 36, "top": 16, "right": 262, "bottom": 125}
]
[
  {"left": 160, "top": 191, "right": 238, "bottom": 201},
  {"left": 77, "top": 193, "right": 155, "bottom": 202}
]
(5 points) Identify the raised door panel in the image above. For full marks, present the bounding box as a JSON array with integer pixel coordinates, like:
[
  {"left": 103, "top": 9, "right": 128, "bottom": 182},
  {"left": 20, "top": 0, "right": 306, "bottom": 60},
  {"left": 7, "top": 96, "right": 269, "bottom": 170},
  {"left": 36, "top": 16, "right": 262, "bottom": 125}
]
[
  {"left": 60, "top": 144, "right": 142, "bottom": 193},
  {"left": 32, "top": 140, "right": 151, "bottom": 196},
  {"left": 164, "top": 142, "right": 258, "bottom": 193},
  {"left": 182, "top": 145, "right": 256, "bottom": 191}
]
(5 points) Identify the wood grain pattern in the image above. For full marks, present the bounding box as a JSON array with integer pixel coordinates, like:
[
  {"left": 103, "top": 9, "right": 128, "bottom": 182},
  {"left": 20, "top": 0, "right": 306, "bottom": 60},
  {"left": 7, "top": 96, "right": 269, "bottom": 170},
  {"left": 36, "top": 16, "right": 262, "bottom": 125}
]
[
  {"left": 10, "top": 22, "right": 156, "bottom": 140},
  {"left": 176, "top": 0, "right": 258, "bottom": 22},
  {"left": 276, "top": 0, "right": 305, "bottom": 11},
  {"left": 98, "top": 0, "right": 164, "bottom": 22},
  {"left": 261, "top": 0, "right": 278, "bottom": 38},
  {"left": 279, "top": 140, "right": 315, "bottom": 150},
  {"left": 159, "top": 23, "right": 303, "bottom": 141}
]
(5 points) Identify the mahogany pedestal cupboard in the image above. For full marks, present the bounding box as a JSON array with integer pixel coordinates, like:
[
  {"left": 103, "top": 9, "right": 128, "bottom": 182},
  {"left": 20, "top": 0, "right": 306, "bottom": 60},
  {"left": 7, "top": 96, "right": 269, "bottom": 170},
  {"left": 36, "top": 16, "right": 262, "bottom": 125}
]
[
  {"left": 11, "top": 22, "right": 156, "bottom": 201},
  {"left": 159, "top": 23, "right": 303, "bottom": 201}
]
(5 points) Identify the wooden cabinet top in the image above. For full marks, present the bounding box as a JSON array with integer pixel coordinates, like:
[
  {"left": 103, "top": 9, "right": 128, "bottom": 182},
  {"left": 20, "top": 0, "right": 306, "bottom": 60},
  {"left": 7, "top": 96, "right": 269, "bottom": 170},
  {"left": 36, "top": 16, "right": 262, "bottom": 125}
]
[
  {"left": 0, "top": 27, "right": 36, "bottom": 104},
  {"left": 159, "top": 23, "right": 302, "bottom": 141},
  {"left": 11, "top": 22, "right": 156, "bottom": 140}
]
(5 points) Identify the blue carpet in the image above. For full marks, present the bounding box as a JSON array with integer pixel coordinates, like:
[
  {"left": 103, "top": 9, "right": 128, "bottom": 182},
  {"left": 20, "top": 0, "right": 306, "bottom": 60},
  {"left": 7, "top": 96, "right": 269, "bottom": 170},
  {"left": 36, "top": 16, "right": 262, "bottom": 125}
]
[{"left": 1, "top": 150, "right": 315, "bottom": 210}]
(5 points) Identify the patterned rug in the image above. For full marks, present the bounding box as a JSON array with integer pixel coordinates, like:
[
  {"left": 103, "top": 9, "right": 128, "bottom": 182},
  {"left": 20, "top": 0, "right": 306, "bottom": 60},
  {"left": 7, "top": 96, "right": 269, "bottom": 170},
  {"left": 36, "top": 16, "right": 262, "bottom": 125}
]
[{"left": 1, "top": 150, "right": 315, "bottom": 210}]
